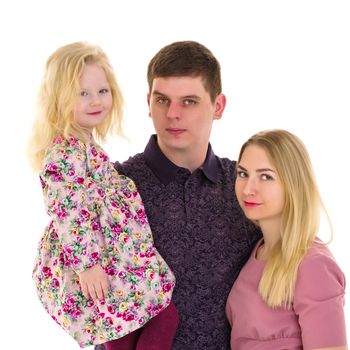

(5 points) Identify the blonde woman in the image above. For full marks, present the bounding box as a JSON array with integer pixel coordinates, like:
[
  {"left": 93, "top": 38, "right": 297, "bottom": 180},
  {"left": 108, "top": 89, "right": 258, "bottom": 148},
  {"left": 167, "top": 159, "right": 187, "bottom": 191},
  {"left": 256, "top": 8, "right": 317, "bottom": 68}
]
[
  {"left": 29, "top": 42, "right": 178, "bottom": 349},
  {"left": 226, "top": 129, "right": 347, "bottom": 349}
]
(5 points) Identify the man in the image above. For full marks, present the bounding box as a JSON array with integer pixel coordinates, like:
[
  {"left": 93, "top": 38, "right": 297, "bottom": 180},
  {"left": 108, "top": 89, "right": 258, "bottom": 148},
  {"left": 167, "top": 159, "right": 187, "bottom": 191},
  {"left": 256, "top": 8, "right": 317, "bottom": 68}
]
[{"left": 97, "top": 41, "right": 261, "bottom": 349}]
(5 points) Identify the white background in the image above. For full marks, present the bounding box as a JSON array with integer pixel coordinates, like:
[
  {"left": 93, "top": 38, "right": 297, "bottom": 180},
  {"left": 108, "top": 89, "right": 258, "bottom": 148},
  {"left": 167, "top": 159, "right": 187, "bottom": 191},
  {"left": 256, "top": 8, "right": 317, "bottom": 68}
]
[{"left": 0, "top": 0, "right": 348, "bottom": 348}]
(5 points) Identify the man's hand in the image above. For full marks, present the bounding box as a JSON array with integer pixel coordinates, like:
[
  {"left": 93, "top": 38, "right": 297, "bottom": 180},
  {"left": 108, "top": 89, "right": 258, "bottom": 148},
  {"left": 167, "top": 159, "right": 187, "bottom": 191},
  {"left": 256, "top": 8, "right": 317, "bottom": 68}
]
[{"left": 79, "top": 264, "right": 109, "bottom": 300}]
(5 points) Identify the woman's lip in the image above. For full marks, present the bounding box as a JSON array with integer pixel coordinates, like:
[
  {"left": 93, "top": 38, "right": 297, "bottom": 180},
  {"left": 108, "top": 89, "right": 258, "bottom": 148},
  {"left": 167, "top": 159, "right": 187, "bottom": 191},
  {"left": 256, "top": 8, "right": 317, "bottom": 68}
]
[
  {"left": 88, "top": 111, "right": 102, "bottom": 116},
  {"left": 243, "top": 201, "right": 261, "bottom": 207}
]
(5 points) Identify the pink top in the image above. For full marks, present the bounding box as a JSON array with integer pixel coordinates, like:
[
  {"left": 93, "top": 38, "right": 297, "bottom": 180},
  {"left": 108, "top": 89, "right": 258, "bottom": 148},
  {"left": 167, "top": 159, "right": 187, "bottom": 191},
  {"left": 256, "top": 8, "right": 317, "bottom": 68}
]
[{"left": 225, "top": 239, "right": 347, "bottom": 349}]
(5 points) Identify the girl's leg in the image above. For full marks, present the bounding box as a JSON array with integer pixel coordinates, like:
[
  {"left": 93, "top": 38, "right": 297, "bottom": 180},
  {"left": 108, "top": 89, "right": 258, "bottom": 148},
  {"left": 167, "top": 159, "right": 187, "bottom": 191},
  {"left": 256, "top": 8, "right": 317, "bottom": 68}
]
[
  {"left": 136, "top": 302, "right": 179, "bottom": 350},
  {"left": 104, "top": 328, "right": 142, "bottom": 350}
]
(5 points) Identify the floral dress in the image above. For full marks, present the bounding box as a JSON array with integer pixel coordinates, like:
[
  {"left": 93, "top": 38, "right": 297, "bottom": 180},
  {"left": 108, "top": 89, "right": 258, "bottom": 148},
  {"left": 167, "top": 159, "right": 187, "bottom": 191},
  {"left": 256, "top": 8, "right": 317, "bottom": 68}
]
[{"left": 32, "top": 136, "right": 175, "bottom": 348}]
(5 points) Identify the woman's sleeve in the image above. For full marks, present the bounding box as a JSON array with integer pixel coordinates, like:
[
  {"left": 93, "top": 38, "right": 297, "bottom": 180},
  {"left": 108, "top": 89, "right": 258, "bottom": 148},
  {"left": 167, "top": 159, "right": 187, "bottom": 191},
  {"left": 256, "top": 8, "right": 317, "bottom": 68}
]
[
  {"left": 41, "top": 142, "right": 102, "bottom": 274},
  {"left": 293, "top": 249, "right": 347, "bottom": 349}
]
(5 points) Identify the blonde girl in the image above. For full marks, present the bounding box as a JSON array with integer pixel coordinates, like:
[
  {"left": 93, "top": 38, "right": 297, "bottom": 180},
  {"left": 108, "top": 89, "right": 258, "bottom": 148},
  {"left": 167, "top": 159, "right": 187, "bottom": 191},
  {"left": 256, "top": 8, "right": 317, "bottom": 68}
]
[{"left": 30, "top": 42, "right": 178, "bottom": 349}]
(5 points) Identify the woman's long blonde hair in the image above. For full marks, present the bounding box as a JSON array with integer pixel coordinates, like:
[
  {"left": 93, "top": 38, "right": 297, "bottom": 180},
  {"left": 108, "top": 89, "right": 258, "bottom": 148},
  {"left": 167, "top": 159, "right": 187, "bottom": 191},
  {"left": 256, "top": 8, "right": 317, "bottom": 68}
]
[
  {"left": 28, "top": 41, "right": 124, "bottom": 172},
  {"left": 237, "top": 129, "right": 331, "bottom": 308}
]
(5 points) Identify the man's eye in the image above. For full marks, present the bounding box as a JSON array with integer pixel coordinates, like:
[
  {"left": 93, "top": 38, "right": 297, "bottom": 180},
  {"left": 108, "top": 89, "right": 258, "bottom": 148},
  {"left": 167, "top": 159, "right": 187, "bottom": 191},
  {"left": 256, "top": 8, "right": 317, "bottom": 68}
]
[
  {"left": 157, "top": 97, "right": 168, "bottom": 104},
  {"left": 183, "top": 99, "right": 196, "bottom": 105}
]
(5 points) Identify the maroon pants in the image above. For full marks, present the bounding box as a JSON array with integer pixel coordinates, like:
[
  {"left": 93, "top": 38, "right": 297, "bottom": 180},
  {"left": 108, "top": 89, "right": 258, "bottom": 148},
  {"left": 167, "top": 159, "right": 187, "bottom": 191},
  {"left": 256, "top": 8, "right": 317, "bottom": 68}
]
[{"left": 104, "top": 302, "right": 178, "bottom": 350}]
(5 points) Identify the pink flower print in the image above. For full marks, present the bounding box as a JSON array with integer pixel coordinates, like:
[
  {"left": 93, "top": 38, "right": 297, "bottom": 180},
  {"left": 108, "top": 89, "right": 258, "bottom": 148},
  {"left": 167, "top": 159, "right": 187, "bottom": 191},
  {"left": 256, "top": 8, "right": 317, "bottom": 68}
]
[
  {"left": 97, "top": 188, "right": 105, "bottom": 198},
  {"left": 53, "top": 173, "right": 63, "bottom": 182},
  {"left": 40, "top": 176, "right": 46, "bottom": 189},
  {"left": 87, "top": 299, "right": 94, "bottom": 308},
  {"left": 57, "top": 209, "right": 67, "bottom": 221},
  {"left": 91, "top": 252, "right": 99, "bottom": 263},
  {"left": 105, "top": 265, "right": 116, "bottom": 276},
  {"left": 116, "top": 325, "right": 123, "bottom": 332},
  {"left": 64, "top": 246, "right": 73, "bottom": 257},
  {"left": 90, "top": 146, "right": 98, "bottom": 157},
  {"left": 51, "top": 278, "right": 60, "bottom": 289},
  {"left": 77, "top": 177, "right": 85, "bottom": 184},
  {"left": 68, "top": 169, "right": 75, "bottom": 176},
  {"left": 71, "top": 256, "right": 80, "bottom": 267},
  {"left": 123, "top": 190, "right": 132, "bottom": 198},
  {"left": 123, "top": 312, "right": 135, "bottom": 322},
  {"left": 162, "top": 283, "right": 172, "bottom": 293},
  {"left": 147, "top": 304, "right": 156, "bottom": 312},
  {"left": 112, "top": 224, "right": 123, "bottom": 234},
  {"left": 91, "top": 221, "right": 100, "bottom": 231},
  {"left": 80, "top": 209, "right": 90, "bottom": 221},
  {"left": 118, "top": 271, "right": 126, "bottom": 279},
  {"left": 42, "top": 266, "right": 52, "bottom": 278},
  {"left": 107, "top": 304, "right": 116, "bottom": 314},
  {"left": 71, "top": 308, "right": 81, "bottom": 319},
  {"left": 138, "top": 317, "right": 144, "bottom": 325},
  {"left": 100, "top": 153, "right": 108, "bottom": 162},
  {"left": 137, "top": 208, "right": 146, "bottom": 219},
  {"left": 46, "top": 163, "right": 58, "bottom": 174},
  {"left": 105, "top": 317, "right": 113, "bottom": 326}
]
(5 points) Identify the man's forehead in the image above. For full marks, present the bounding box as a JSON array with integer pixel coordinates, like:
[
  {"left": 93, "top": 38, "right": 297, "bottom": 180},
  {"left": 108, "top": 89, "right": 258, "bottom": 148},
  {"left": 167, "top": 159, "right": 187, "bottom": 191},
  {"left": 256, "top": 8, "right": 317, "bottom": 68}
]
[{"left": 151, "top": 76, "right": 207, "bottom": 97}]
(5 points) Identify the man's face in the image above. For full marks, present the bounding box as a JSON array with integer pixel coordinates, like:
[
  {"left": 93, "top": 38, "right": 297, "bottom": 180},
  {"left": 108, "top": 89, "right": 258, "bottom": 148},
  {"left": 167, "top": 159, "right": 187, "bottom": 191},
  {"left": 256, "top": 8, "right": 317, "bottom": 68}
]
[{"left": 147, "top": 76, "right": 226, "bottom": 157}]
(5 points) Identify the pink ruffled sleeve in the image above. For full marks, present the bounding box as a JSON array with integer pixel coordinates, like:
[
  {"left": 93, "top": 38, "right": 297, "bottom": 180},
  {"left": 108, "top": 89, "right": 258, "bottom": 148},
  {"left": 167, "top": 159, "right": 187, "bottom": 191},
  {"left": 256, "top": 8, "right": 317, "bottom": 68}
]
[{"left": 293, "top": 245, "right": 347, "bottom": 349}]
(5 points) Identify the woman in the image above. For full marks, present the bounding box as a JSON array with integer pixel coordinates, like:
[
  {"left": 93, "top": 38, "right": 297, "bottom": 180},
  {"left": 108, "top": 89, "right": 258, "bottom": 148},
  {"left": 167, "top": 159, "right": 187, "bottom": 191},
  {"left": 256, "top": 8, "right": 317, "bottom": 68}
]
[{"left": 226, "top": 129, "right": 347, "bottom": 349}]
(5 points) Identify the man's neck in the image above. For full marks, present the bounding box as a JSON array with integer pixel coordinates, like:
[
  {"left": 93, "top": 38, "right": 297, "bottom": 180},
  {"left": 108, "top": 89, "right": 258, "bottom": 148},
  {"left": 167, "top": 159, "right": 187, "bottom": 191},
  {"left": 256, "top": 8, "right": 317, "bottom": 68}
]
[{"left": 158, "top": 143, "right": 208, "bottom": 173}]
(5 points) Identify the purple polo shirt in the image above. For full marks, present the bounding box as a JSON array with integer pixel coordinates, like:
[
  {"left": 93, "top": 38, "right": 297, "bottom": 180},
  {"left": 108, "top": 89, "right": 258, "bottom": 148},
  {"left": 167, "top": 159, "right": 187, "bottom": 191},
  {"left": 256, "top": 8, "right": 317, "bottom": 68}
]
[{"left": 114, "top": 135, "right": 261, "bottom": 350}]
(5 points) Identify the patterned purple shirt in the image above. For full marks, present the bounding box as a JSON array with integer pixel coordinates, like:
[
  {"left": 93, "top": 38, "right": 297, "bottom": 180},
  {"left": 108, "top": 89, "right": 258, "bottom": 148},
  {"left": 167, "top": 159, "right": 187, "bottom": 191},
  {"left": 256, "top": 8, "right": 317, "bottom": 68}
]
[{"left": 114, "top": 135, "right": 261, "bottom": 349}]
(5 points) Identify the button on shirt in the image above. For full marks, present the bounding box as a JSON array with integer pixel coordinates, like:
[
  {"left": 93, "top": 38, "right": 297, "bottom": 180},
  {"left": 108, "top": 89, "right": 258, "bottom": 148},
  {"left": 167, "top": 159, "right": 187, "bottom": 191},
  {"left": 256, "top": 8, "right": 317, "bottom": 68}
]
[{"left": 114, "top": 135, "right": 261, "bottom": 350}]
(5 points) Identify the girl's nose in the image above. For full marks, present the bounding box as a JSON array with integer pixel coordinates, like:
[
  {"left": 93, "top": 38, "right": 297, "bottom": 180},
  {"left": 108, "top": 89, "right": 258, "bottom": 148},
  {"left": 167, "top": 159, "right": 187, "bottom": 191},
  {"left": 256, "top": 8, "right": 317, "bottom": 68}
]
[{"left": 90, "top": 95, "right": 101, "bottom": 106}]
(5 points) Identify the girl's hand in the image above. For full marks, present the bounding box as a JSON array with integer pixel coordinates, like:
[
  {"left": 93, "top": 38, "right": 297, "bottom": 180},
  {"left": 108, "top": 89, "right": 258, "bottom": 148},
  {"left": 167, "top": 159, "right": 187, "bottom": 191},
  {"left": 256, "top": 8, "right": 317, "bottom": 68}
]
[{"left": 78, "top": 264, "right": 109, "bottom": 300}]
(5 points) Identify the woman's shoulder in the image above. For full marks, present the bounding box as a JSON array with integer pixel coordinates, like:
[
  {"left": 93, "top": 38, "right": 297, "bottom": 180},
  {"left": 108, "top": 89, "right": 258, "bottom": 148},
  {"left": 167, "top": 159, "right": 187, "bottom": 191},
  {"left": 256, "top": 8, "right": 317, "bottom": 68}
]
[
  {"left": 296, "top": 240, "right": 345, "bottom": 291},
  {"left": 301, "top": 240, "right": 337, "bottom": 266}
]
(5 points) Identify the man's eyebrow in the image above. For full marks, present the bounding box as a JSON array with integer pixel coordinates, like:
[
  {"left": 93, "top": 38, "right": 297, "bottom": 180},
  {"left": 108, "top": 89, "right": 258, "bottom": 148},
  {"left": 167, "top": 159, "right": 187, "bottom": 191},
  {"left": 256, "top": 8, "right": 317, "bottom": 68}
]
[{"left": 152, "top": 90, "right": 201, "bottom": 100}]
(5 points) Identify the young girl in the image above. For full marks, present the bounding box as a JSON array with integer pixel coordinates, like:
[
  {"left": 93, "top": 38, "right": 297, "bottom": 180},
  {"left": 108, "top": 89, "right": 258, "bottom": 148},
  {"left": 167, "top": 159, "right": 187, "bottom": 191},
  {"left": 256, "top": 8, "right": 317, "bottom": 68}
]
[
  {"left": 226, "top": 129, "right": 347, "bottom": 349},
  {"left": 29, "top": 42, "right": 178, "bottom": 349}
]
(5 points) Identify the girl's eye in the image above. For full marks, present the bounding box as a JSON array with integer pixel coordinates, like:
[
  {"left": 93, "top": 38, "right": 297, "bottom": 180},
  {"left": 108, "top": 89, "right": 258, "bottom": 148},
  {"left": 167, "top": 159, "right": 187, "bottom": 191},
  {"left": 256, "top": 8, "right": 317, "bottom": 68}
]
[
  {"left": 80, "top": 91, "right": 88, "bottom": 97},
  {"left": 100, "top": 88, "right": 109, "bottom": 94}
]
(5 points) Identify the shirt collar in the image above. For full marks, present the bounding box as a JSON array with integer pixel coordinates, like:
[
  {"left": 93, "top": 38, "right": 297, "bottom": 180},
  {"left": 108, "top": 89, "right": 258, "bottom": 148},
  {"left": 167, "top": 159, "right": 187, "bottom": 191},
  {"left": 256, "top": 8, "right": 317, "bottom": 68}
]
[{"left": 144, "top": 134, "right": 219, "bottom": 185}]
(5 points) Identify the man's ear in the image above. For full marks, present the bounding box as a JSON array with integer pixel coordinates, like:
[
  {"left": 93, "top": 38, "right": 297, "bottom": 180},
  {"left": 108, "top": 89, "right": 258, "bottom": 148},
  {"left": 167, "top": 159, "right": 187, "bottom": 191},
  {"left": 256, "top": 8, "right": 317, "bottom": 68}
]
[
  {"left": 147, "top": 94, "right": 151, "bottom": 117},
  {"left": 213, "top": 93, "right": 226, "bottom": 120}
]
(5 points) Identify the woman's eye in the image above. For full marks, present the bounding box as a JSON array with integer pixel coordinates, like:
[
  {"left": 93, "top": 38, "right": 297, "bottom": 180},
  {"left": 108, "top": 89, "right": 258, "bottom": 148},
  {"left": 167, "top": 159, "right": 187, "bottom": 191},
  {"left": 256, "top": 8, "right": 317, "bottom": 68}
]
[
  {"left": 238, "top": 171, "right": 247, "bottom": 178},
  {"left": 261, "top": 174, "right": 273, "bottom": 181}
]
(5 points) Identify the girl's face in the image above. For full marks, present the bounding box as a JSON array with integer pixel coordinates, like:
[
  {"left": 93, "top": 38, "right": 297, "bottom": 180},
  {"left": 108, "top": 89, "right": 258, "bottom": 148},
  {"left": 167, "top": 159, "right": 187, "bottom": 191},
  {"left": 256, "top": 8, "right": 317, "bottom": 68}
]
[
  {"left": 235, "top": 145, "right": 285, "bottom": 227},
  {"left": 73, "top": 64, "right": 112, "bottom": 133}
]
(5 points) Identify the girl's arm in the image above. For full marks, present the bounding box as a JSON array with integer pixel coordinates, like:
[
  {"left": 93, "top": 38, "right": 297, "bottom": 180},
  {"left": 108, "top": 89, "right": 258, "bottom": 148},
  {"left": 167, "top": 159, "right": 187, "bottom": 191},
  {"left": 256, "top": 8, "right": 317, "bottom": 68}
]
[{"left": 41, "top": 140, "right": 108, "bottom": 299}]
